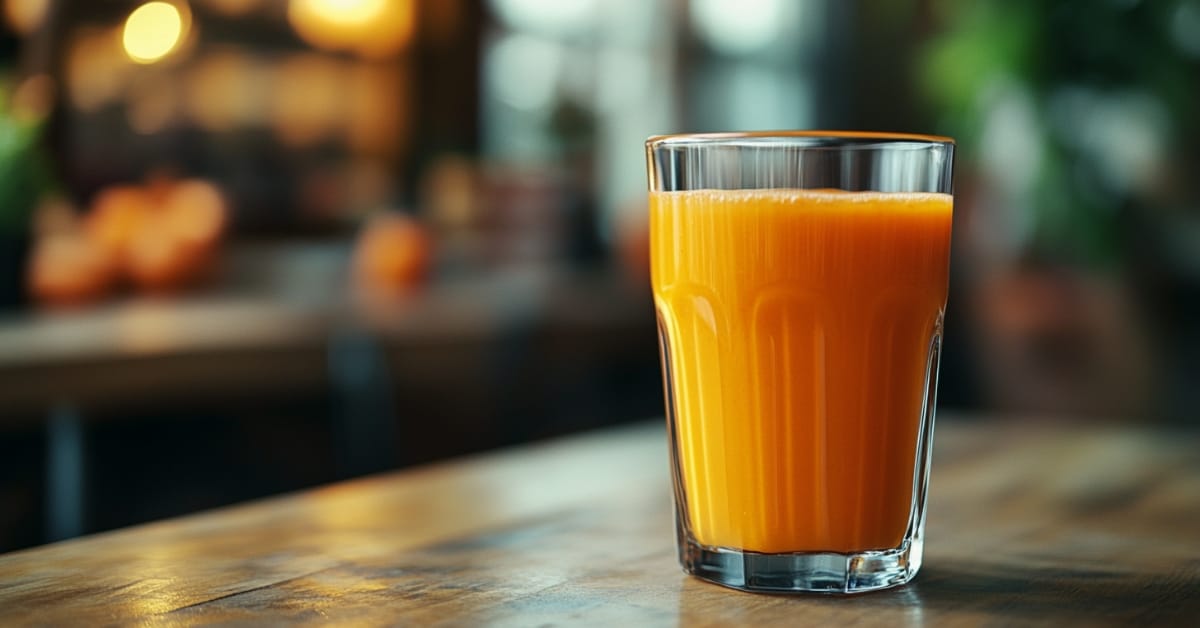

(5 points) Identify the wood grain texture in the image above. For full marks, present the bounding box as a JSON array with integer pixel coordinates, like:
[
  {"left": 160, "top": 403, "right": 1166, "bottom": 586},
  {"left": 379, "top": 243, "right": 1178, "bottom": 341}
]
[{"left": 1, "top": 418, "right": 1198, "bottom": 626}]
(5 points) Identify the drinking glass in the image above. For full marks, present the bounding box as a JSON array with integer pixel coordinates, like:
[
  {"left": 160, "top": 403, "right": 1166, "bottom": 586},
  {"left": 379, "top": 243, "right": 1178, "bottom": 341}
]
[{"left": 647, "top": 131, "right": 954, "bottom": 593}]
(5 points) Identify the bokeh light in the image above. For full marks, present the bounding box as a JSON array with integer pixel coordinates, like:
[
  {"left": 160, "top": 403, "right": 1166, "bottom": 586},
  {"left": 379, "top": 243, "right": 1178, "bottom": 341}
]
[
  {"left": 125, "top": 72, "right": 179, "bottom": 135},
  {"left": 486, "top": 33, "right": 562, "bottom": 112},
  {"left": 183, "top": 48, "right": 262, "bottom": 132},
  {"left": 10, "top": 74, "right": 55, "bottom": 121},
  {"left": 269, "top": 53, "right": 343, "bottom": 147},
  {"left": 344, "top": 63, "right": 405, "bottom": 156},
  {"left": 66, "top": 29, "right": 130, "bottom": 111},
  {"left": 489, "top": 0, "right": 596, "bottom": 39},
  {"left": 690, "top": 0, "right": 787, "bottom": 56},
  {"left": 3, "top": 0, "right": 49, "bottom": 37},
  {"left": 287, "top": 0, "right": 414, "bottom": 58},
  {"left": 122, "top": 1, "right": 190, "bottom": 65}
]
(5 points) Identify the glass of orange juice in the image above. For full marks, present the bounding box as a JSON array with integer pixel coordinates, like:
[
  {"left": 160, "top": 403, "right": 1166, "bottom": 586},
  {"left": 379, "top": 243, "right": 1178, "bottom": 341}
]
[{"left": 647, "top": 131, "right": 954, "bottom": 593}]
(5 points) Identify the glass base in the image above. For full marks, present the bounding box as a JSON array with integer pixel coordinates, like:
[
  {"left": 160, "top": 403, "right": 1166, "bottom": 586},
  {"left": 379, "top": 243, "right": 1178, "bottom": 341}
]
[{"left": 679, "top": 533, "right": 923, "bottom": 594}]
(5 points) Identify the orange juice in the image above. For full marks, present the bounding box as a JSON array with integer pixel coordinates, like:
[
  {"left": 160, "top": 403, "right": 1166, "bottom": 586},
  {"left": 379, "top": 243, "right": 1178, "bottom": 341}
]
[{"left": 651, "top": 189, "right": 953, "bottom": 553}]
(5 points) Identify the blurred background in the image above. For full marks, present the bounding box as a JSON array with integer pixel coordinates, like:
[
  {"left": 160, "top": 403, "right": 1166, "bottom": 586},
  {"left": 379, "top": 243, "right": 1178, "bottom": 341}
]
[{"left": 0, "top": 0, "right": 1197, "bottom": 552}]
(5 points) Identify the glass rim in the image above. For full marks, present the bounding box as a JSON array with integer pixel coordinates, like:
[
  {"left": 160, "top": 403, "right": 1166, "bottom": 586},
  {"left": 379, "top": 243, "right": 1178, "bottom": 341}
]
[{"left": 646, "top": 130, "right": 955, "bottom": 149}]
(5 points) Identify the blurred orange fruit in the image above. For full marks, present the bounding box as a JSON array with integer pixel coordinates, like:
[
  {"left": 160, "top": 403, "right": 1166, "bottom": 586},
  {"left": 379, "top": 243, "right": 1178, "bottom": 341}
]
[
  {"left": 28, "top": 232, "right": 115, "bottom": 307},
  {"left": 80, "top": 178, "right": 229, "bottom": 293},
  {"left": 125, "top": 222, "right": 197, "bottom": 292},
  {"left": 160, "top": 178, "right": 227, "bottom": 251},
  {"left": 126, "top": 179, "right": 228, "bottom": 292},
  {"left": 353, "top": 212, "right": 431, "bottom": 295},
  {"left": 85, "top": 185, "right": 154, "bottom": 264}
]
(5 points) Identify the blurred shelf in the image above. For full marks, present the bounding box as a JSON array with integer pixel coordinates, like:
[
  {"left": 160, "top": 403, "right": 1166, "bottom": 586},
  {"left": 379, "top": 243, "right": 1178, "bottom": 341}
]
[{"left": 0, "top": 242, "right": 653, "bottom": 418}]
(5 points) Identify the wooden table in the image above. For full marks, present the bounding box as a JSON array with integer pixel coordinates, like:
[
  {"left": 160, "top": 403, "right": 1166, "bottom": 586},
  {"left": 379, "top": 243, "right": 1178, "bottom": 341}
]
[{"left": 1, "top": 418, "right": 1198, "bottom": 625}]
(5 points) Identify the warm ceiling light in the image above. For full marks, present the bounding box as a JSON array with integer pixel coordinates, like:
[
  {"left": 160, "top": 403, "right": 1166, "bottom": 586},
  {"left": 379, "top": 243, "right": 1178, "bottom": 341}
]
[
  {"left": 287, "top": 0, "right": 414, "bottom": 58},
  {"left": 294, "top": 0, "right": 387, "bottom": 27},
  {"left": 123, "top": 1, "right": 189, "bottom": 64}
]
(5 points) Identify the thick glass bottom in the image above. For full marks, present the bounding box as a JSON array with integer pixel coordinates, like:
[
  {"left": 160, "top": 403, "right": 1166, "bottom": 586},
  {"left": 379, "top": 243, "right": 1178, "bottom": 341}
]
[{"left": 679, "top": 532, "right": 923, "bottom": 594}]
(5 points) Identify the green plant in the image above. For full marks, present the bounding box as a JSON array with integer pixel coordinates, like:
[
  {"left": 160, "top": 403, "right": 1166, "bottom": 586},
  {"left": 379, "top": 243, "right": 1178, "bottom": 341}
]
[
  {"left": 920, "top": 0, "right": 1200, "bottom": 268},
  {"left": 0, "top": 77, "right": 53, "bottom": 235}
]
